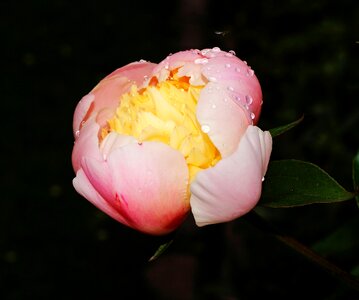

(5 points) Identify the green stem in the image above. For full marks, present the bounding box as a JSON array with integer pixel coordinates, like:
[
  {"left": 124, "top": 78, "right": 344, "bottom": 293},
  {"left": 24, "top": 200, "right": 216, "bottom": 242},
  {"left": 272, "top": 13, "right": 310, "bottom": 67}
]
[{"left": 245, "top": 211, "right": 359, "bottom": 291}]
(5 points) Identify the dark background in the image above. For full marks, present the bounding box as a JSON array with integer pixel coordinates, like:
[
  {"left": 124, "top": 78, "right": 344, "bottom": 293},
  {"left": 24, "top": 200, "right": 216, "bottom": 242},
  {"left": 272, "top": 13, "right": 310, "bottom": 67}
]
[{"left": 1, "top": 0, "right": 359, "bottom": 299}]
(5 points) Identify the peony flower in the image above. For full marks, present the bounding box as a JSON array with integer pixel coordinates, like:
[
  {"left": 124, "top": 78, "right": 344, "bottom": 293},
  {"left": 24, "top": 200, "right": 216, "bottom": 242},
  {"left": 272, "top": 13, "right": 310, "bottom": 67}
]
[{"left": 72, "top": 47, "right": 272, "bottom": 235}]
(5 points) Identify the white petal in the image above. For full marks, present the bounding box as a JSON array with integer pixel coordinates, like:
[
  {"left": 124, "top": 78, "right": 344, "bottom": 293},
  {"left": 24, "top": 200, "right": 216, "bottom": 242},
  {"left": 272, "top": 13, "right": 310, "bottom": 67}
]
[{"left": 190, "top": 126, "right": 272, "bottom": 226}]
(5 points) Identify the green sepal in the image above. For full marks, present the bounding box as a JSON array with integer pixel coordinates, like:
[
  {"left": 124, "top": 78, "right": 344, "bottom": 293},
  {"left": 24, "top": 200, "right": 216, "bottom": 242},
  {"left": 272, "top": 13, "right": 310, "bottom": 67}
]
[
  {"left": 268, "top": 115, "right": 304, "bottom": 137},
  {"left": 148, "top": 240, "right": 173, "bottom": 262}
]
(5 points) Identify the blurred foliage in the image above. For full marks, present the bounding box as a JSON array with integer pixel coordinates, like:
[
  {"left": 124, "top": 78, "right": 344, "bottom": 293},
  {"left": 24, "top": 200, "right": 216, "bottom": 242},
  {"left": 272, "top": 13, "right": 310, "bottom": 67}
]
[{"left": 1, "top": 0, "right": 359, "bottom": 299}]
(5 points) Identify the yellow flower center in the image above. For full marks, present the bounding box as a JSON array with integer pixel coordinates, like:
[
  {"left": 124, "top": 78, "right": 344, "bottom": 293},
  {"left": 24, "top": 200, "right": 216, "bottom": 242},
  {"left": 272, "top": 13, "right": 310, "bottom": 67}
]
[{"left": 104, "top": 72, "right": 221, "bottom": 182}]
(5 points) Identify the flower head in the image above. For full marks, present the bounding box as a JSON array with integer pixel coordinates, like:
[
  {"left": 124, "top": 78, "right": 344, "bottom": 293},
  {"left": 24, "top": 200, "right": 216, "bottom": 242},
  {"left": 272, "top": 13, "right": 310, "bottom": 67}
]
[{"left": 72, "top": 48, "right": 272, "bottom": 235}]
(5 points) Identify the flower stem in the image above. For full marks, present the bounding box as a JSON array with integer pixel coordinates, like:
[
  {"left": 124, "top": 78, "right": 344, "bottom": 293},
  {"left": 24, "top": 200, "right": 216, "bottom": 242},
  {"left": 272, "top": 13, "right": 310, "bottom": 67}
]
[{"left": 244, "top": 211, "right": 359, "bottom": 291}]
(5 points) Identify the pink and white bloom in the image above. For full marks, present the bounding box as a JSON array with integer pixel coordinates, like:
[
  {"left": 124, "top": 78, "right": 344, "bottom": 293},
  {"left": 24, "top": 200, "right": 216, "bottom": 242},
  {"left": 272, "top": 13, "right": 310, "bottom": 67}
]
[{"left": 72, "top": 48, "right": 272, "bottom": 235}]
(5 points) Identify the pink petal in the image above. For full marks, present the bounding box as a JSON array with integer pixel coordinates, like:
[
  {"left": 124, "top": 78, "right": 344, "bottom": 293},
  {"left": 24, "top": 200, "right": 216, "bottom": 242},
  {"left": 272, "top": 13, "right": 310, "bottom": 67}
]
[
  {"left": 95, "top": 108, "right": 116, "bottom": 128},
  {"left": 90, "top": 76, "right": 135, "bottom": 113},
  {"left": 80, "top": 156, "right": 114, "bottom": 206},
  {"left": 81, "top": 141, "right": 190, "bottom": 235},
  {"left": 73, "top": 93, "right": 95, "bottom": 137},
  {"left": 72, "top": 118, "right": 102, "bottom": 172},
  {"left": 196, "top": 82, "right": 250, "bottom": 158},
  {"left": 73, "top": 169, "right": 130, "bottom": 226},
  {"left": 80, "top": 155, "right": 141, "bottom": 228},
  {"left": 190, "top": 126, "right": 272, "bottom": 227},
  {"left": 106, "top": 142, "right": 190, "bottom": 235},
  {"left": 73, "top": 62, "right": 157, "bottom": 135},
  {"left": 152, "top": 50, "right": 203, "bottom": 79},
  {"left": 201, "top": 54, "right": 262, "bottom": 125}
]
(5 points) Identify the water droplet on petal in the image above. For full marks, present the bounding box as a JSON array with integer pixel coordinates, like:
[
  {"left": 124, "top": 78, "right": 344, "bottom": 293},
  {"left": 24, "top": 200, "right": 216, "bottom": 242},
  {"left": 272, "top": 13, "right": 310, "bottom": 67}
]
[
  {"left": 246, "top": 69, "right": 255, "bottom": 76},
  {"left": 212, "top": 47, "right": 221, "bottom": 52},
  {"left": 227, "top": 86, "right": 234, "bottom": 92},
  {"left": 201, "top": 124, "right": 211, "bottom": 133},
  {"left": 201, "top": 49, "right": 210, "bottom": 55},
  {"left": 139, "top": 59, "right": 147, "bottom": 63},
  {"left": 225, "top": 53, "right": 233, "bottom": 57},
  {"left": 229, "top": 50, "right": 236, "bottom": 55},
  {"left": 225, "top": 63, "right": 231, "bottom": 68},
  {"left": 194, "top": 58, "right": 209, "bottom": 64},
  {"left": 245, "top": 95, "right": 253, "bottom": 105},
  {"left": 260, "top": 100, "right": 263, "bottom": 105},
  {"left": 208, "top": 76, "right": 217, "bottom": 82},
  {"left": 262, "top": 176, "right": 265, "bottom": 182},
  {"left": 250, "top": 112, "right": 255, "bottom": 120},
  {"left": 235, "top": 67, "right": 241, "bottom": 72},
  {"left": 75, "top": 130, "right": 80, "bottom": 137},
  {"left": 243, "top": 61, "right": 248, "bottom": 65}
]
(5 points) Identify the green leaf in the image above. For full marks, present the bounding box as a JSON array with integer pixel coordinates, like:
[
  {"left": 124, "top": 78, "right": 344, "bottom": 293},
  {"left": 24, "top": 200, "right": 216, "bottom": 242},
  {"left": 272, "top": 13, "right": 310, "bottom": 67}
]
[
  {"left": 268, "top": 115, "right": 304, "bottom": 137},
  {"left": 148, "top": 240, "right": 173, "bottom": 262},
  {"left": 353, "top": 150, "right": 359, "bottom": 207},
  {"left": 260, "top": 159, "right": 354, "bottom": 208}
]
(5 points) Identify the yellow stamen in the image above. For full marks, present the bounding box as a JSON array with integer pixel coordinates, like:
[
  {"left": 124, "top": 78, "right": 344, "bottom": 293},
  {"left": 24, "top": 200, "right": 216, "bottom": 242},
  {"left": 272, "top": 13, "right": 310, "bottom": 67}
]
[{"left": 104, "top": 74, "right": 221, "bottom": 182}]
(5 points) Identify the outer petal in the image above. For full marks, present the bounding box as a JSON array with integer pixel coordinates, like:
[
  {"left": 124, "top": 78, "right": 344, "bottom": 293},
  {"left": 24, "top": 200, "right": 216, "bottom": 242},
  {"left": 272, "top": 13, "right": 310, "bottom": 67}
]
[
  {"left": 73, "top": 169, "right": 130, "bottom": 226},
  {"left": 80, "top": 141, "right": 190, "bottom": 235},
  {"left": 91, "top": 62, "right": 157, "bottom": 112},
  {"left": 201, "top": 51, "right": 262, "bottom": 125},
  {"left": 106, "top": 142, "right": 190, "bottom": 235},
  {"left": 72, "top": 62, "right": 157, "bottom": 134},
  {"left": 72, "top": 118, "right": 102, "bottom": 172},
  {"left": 190, "top": 126, "right": 272, "bottom": 227},
  {"left": 73, "top": 93, "right": 95, "bottom": 138}
]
